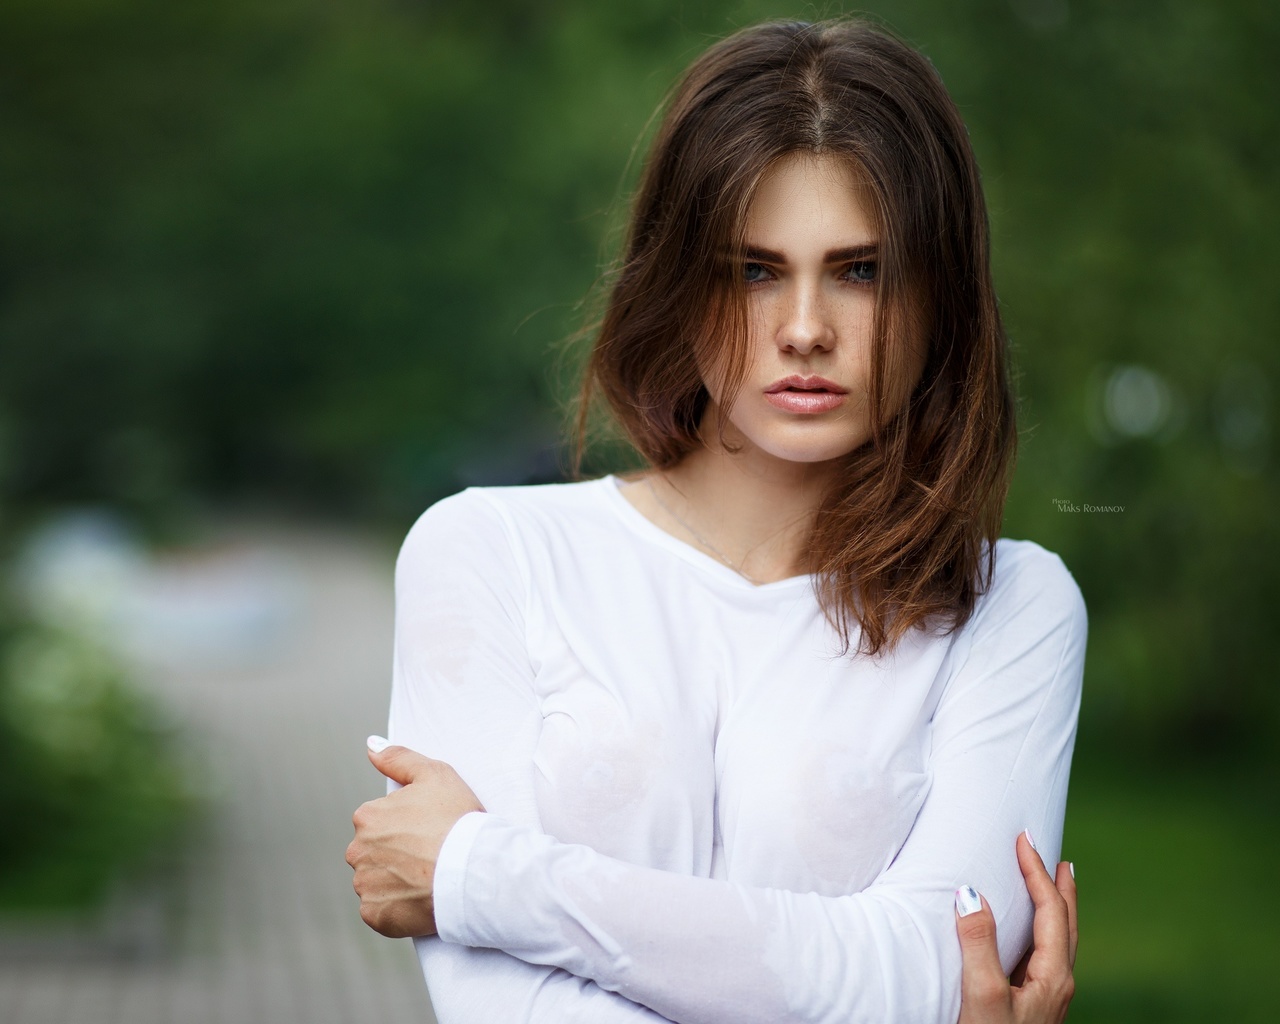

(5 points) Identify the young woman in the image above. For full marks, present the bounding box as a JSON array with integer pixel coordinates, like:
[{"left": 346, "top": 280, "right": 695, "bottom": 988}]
[{"left": 346, "top": 18, "right": 1085, "bottom": 1024}]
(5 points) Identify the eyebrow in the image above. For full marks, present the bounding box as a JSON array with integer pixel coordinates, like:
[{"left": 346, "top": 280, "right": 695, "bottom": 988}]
[{"left": 742, "top": 243, "right": 879, "bottom": 264}]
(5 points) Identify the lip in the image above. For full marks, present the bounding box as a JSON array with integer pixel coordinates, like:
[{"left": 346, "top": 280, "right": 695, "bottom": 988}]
[
  {"left": 762, "top": 375, "right": 848, "bottom": 414},
  {"left": 764, "top": 375, "right": 849, "bottom": 395}
]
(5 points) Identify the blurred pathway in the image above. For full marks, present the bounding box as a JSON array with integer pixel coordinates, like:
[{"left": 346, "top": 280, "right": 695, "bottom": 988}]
[{"left": 0, "top": 524, "right": 438, "bottom": 1024}]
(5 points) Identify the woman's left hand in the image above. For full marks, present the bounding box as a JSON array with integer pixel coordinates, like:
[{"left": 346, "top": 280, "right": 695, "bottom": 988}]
[
  {"left": 345, "top": 739, "right": 485, "bottom": 938},
  {"left": 954, "top": 831, "right": 1078, "bottom": 1023}
]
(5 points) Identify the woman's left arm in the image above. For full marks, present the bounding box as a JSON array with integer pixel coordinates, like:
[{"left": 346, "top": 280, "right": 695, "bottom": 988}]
[{"left": 410, "top": 552, "right": 1087, "bottom": 1024}]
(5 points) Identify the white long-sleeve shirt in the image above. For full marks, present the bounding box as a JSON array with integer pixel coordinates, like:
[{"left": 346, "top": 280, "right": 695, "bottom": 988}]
[{"left": 386, "top": 474, "right": 1087, "bottom": 1024}]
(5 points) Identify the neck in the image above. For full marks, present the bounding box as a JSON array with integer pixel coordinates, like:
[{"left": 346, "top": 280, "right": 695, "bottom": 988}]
[{"left": 655, "top": 417, "right": 841, "bottom": 584}]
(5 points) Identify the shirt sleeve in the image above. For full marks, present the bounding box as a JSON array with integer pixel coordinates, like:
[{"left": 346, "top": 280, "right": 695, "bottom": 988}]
[
  {"left": 431, "top": 543, "right": 1088, "bottom": 1024},
  {"left": 386, "top": 489, "right": 673, "bottom": 1024}
]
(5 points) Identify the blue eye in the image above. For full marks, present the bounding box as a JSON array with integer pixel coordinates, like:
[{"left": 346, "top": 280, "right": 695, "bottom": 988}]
[
  {"left": 743, "top": 262, "right": 770, "bottom": 284},
  {"left": 844, "top": 260, "right": 877, "bottom": 285}
]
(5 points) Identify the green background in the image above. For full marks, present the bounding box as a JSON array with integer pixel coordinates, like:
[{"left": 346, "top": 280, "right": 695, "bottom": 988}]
[{"left": 1, "top": 0, "right": 1276, "bottom": 1018}]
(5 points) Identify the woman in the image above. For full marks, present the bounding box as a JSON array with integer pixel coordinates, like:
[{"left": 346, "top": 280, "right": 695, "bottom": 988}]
[{"left": 347, "top": 17, "right": 1085, "bottom": 1023}]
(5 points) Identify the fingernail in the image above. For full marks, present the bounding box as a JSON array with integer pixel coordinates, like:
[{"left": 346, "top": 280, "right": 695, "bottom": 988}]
[
  {"left": 1023, "top": 827, "right": 1037, "bottom": 851},
  {"left": 955, "top": 885, "right": 983, "bottom": 917},
  {"left": 366, "top": 735, "right": 390, "bottom": 753},
  {"left": 1069, "top": 861, "right": 1075, "bottom": 879}
]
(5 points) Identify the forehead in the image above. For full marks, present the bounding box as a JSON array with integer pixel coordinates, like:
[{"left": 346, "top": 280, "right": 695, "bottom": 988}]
[{"left": 745, "top": 152, "right": 876, "bottom": 246}]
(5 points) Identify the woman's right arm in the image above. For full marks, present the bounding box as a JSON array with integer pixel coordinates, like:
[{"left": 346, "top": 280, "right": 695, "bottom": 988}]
[
  {"left": 384, "top": 491, "right": 667, "bottom": 1023},
  {"left": 956, "top": 834, "right": 1078, "bottom": 1024}
]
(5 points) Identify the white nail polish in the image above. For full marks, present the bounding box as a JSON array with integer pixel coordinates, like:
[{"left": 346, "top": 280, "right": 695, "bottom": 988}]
[
  {"left": 1023, "top": 827, "right": 1037, "bottom": 851},
  {"left": 955, "top": 885, "right": 983, "bottom": 917},
  {"left": 1069, "top": 861, "right": 1075, "bottom": 879},
  {"left": 367, "top": 735, "right": 390, "bottom": 753}
]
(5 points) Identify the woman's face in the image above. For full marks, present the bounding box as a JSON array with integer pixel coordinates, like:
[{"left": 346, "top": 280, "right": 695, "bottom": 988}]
[{"left": 700, "top": 151, "right": 926, "bottom": 467}]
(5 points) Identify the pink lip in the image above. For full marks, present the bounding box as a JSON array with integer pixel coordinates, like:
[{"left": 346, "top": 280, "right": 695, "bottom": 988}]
[
  {"left": 764, "top": 375, "right": 848, "bottom": 395},
  {"left": 762, "top": 375, "right": 848, "bottom": 414},
  {"left": 764, "top": 390, "right": 846, "bottom": 413}
]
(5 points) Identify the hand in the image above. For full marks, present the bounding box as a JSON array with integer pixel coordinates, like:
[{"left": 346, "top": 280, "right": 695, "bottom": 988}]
[
  {"left": 346, "top": 737, "right": 485, "bottom": 938},
  {"left": 954, "top": 831, "right": 1078, "bottom": 1023}
]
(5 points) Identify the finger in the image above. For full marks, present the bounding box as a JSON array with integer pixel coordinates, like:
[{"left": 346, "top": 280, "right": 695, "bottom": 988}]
[
  {"left": 955, "top": 886, "right": 1010, "bottom": 1019},
  {"left": 1017, "top": 830, "right": 1070, "bottom": 976},
  {"left": 366, "top": 735, "right": 434, "bottom": 786},
  {"left": 1055, "top": 860, "right": 1078, "bottom": 969}
]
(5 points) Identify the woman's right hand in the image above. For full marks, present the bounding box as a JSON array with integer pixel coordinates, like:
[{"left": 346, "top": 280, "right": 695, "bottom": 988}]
[{"left": 954, "top": 831, "right": 1078, "bottom": 1023}]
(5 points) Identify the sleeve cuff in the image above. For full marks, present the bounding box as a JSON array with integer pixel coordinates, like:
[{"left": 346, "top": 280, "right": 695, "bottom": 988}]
[{"left": 433, "top": 809, "right": 494, "bottom": 944}]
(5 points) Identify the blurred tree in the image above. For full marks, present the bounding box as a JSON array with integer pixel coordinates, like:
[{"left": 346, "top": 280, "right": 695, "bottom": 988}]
[{"left": 0, "top": 607, "right": 192, "bottom": 912}]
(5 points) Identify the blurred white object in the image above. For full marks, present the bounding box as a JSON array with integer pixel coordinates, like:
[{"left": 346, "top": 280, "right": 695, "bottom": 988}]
[
  {"left": 1086, "top": 363, "right": 1184, "bottom": 444},
  {"left": 1103, "top": 364, "right": 1174, "bottom": 438},
  {"left": 14, "top": 510, "right": 302, "bottom": 672}
]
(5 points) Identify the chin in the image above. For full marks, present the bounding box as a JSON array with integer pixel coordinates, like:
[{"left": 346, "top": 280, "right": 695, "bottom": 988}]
[
  {"left": 752, "top": 434, "right": 868, "bottom": 465},
  {"left": 709, "top": 404, "right": 871, "bottom": 466}
]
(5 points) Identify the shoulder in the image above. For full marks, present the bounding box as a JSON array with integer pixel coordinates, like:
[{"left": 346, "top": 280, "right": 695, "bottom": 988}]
[
  {"left": 964, "top": 538, "right": 1088, "bottom": 649},
  {"left": 988, "top": 538, "right": 1086, "bottom": 618},
  {"left": 397, "top": 477, "right": 613, "bottom": 575},
  {"left": 459, "top": 476, "right": 615, "bottom": 528},
  {"left": 932, "top": 539, "right": 1088, "bottom": 716}
]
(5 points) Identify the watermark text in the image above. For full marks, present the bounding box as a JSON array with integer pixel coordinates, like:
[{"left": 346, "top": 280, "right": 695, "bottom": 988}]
[{"left": 1052, "top": 498, "right": 1125, "bottom": 512}]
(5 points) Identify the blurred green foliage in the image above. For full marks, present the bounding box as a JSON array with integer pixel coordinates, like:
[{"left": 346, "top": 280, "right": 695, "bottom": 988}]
[
  {"left": 0, "top": 0, "right": 1275, "bottom": 766},
  {"left": 1065, "top": 759, "right": 1280, "bottom": 1023},
  {"left": 0, "top": 606, "right": 192, "bottom": 912}
]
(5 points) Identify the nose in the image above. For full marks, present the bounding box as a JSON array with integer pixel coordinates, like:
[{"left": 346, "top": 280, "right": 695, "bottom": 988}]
[{"left": 776, "top": 281, "right": 836, "bottom": 355}]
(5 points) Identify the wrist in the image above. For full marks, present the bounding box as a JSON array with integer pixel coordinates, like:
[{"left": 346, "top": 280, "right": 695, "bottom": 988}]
[{"left": 432, "top": 810, "right": 492, "bottom": 943}]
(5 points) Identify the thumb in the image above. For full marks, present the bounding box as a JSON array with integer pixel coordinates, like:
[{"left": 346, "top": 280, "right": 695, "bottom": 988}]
[
  {"left": 955, "top": 886, "right": 1010, "bottom": 1020},
  {"left": 366, "top": 735, "right": 433, "bottom": 786}
]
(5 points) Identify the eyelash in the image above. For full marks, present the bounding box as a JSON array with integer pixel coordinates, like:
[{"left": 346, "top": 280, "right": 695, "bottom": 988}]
[{"left": 742, "top": 261, "right": 878, "bottom": 287}]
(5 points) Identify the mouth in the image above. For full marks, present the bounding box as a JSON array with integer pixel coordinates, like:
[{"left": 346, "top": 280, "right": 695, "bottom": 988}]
[
  {"left": 764, "top": 375, "right": 849, "bottom": 395},
  {"left": 762, "top": 377, "right": 848, "bottom": 414}
]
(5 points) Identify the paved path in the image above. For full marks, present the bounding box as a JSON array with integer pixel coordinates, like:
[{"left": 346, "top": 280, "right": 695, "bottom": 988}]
[{"left": 0, "top": 525, "right": 438, "bottom": 1024}]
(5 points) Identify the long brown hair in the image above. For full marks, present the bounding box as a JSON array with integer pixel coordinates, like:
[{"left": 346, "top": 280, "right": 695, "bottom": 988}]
[{"left": 573, "top": 18, "right": 1015, "bottom": 657}]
